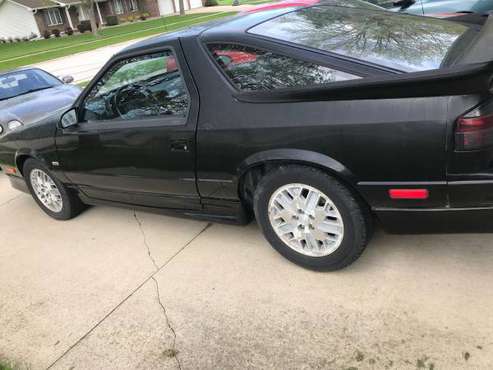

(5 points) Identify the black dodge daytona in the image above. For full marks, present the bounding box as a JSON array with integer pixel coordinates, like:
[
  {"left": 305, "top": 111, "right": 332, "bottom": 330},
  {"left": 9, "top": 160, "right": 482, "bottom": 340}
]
[{"left": 1, "top": 2, "right": 493, "bottom": 270}]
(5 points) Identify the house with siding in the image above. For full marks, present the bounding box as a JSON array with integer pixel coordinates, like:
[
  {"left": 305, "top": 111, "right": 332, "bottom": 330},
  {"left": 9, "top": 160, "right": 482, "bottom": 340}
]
[{"left": 0, "top": 0, "right": 202, "bottom": 39}]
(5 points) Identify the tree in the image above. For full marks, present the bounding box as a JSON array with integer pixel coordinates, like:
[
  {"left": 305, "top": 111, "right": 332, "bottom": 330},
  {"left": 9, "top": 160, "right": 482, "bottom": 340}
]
[
  {"left": 80, "top": 0, "right": 99, "bottom": 36},
  {"left": 178, "top": 0, "right": 185, "bottom": 16}
]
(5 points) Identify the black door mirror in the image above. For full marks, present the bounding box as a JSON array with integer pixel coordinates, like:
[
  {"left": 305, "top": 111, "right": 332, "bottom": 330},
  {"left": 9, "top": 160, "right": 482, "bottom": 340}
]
[
  {"left": 60, "top": 108, "right": 78, "bottom": 128},
  {"left": 61, "top": 75, "right": 74, "bottom": 84}
]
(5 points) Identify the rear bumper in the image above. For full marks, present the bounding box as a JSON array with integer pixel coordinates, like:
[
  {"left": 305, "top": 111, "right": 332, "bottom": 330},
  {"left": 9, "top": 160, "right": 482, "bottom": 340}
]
[
  {"left": 376, "top": 207, "right": 493, "bottom": 234},
  {"left": 8, "top": 174, "right": 29, "bottom": 194}
]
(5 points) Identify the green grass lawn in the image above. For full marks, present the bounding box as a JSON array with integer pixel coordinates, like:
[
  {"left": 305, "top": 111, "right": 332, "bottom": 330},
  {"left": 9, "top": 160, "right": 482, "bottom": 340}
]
[
  {"left": 0, "top": 362, "right": 13, "bottom": 370},
  {"left": 0, "top": 11, "right": 236, "bottom": 71}
]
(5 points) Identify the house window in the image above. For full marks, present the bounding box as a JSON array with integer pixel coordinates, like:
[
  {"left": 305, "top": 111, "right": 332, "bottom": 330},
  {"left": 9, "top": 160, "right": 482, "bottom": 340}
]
[
  {"left": 113, "top": 0, "right": 124, "bottom": 14},
  {"left": 128, "top": 0, "right": 138, "bottom": 12},
  {"left": 46, "top": 8, "right": 63, "bottom": 26}
]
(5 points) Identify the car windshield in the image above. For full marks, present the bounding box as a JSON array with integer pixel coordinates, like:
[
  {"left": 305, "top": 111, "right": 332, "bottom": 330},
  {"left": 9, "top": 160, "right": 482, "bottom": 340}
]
[
  {"left": 0, "top": 69, "right": 61, "bottom": 101},
  {"left": 249, "top": 5, "right": 472, "bottom": 72}
]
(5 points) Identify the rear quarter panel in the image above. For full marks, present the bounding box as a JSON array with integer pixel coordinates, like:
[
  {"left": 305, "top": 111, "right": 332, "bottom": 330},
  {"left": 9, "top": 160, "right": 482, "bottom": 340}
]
[{"left": 182, "top": 37, "right": 450, "bottom": 209}]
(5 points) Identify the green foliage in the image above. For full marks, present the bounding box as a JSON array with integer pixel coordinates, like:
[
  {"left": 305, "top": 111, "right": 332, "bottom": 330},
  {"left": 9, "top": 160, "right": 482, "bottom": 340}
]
[{"left": 105, "top": 15, "right": 119, "bottom": 26}]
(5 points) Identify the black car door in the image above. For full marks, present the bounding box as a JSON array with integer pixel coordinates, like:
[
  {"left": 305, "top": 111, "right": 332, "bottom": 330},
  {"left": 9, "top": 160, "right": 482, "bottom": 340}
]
[{"left": 56, "top": 42, "right": 200, "bottom": 209}]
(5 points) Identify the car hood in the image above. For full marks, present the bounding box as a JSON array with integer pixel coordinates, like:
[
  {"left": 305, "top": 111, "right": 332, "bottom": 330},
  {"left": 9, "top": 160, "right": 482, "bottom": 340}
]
[{"left": 0, "top": 84, "right": 81, "bottom": 127}]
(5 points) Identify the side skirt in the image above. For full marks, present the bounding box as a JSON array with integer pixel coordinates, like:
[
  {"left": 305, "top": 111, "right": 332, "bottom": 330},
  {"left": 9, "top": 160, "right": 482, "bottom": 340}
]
[{"left": 78, "top": 192, "right": 252, "bottom": 225}]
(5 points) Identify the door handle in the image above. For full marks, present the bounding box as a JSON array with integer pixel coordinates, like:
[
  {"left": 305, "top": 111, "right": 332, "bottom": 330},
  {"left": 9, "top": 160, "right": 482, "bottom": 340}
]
[{"left": 170, "top": 140, "right": 190, "bottom": 152}]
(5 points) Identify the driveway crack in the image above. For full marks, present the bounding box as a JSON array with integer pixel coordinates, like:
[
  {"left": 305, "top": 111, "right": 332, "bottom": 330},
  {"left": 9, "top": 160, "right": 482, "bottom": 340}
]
[
  {"left": 134, "top": 210, "right": 159, "bottom": 271},
  {"left": 0, "top": 195, "right": 22, "bottom": 208},
  {"left": 152, "top": 276, "right": 182, "bottom": 370},
  {"left": 46, "top": 222, "right": 212, "bottom": 370}
]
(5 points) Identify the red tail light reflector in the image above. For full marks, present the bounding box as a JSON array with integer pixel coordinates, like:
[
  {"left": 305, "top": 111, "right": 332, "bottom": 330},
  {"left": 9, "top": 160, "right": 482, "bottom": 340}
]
[
  {"left": 456, "top": 113, "right": 493, "bottom": 132},
  {"left": 389, "top": 189, "right": 429, "bottom": 200},
  {"left": 456, "top": 106, "right": 493, "bottom": 151}
]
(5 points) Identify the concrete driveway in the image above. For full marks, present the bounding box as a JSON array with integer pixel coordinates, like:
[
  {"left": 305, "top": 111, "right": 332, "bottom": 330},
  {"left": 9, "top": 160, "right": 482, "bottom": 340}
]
[{"left": 1, "top": 171, "right": 493, "bottom": 370}]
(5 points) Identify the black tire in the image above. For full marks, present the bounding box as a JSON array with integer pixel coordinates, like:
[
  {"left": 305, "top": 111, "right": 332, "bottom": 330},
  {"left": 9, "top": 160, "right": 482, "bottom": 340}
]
[
  {"left": 253, "top": 165, "right": 371, "bottom": 271},
  {"left": 23, "top": 159, "right": 86, "bottom": 220}
]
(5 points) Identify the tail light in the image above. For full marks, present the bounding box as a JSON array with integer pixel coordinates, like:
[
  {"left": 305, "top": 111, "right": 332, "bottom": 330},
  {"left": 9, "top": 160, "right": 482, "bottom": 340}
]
[{"left": 456, "top": 101, "right": 493, "bottom": 151}]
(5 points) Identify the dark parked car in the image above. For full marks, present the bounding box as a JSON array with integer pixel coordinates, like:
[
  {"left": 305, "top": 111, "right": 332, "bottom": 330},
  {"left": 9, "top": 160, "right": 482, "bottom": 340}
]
[{"left": 1, "top": 6, "right": 493, "bottom": 270}]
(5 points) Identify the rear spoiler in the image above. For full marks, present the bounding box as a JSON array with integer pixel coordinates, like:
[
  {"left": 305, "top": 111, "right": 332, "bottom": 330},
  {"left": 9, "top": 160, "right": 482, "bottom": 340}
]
[
  {"left": 456, "top": 13, "right": 493, "bottom": 65},
  {"left": 234, "top": 61, "right": 493, "bottom": 103}
]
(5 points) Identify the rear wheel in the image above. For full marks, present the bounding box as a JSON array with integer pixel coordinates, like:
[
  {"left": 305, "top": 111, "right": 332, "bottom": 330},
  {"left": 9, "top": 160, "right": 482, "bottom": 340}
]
[
  {"left": 253, "top": 165, "right": 370, "bottom": 271},
  {"left": 24, "top": 159, "right": 86, "bottom": 220}
]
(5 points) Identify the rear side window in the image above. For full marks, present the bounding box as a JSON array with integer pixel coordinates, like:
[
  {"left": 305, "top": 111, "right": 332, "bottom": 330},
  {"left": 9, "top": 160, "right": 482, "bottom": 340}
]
[
  {"left": 249, "top": 6, "right": 471, "bottom": 72},
  {"left": 208, "top": 44, "right": 359, "bottom": 91}
]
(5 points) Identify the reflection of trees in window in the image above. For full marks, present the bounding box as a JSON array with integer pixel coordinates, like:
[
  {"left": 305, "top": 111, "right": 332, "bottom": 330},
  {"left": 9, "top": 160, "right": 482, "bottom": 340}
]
[
  {"left": 250, "top": 6, "right": 470, "bottom": 72},
  {"left": 209, "top": 44, "right": 358, "bottom": 91}
]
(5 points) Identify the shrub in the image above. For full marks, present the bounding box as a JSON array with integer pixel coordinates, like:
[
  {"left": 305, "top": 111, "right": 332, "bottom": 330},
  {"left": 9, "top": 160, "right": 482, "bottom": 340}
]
[
  {"left": 29, "top": 32, "right": 38, "bottom": 39},
  {"left": 22, "top": 36, "right": 29, "bottom": 41},
  {"left": 77, "top": 20, "right": 91, "bottom": 33},
  {"left": 7, "top": 37, "right": 13, "bottom": 43},
  {"left": 13, "top": 37, "right": 21, "bottom": 42},
  {"left": 140, "top": 12, "right": 149, "bottom": 20},
  {"left": 204, "top": 0, "right": 218, "bottom": 6},
  {"left": 52, "top": 28, "right": 61, "bottom": 37},
  {"left": 0, "top": 38, "right": 6, "bottom": 44},
  {"left": 127, "top": 15, "right": 134, "bottom": 22},
  {"left": 65, "top": 27, "right": 74, "bottom": 35},
  {"left": 43, "top": 30, "right": 51, "bottom": 39},
  {"left": 105, "top": 15, "right": 119, "bottom": 26}
]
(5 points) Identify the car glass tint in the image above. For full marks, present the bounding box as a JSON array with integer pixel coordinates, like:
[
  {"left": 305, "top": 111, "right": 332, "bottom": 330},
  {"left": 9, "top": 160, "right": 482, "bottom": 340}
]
[
  {"left": 249, "top": 6, "right": 471, "bottom": 72},
  {"left": 0, "top": 69, "right": 61, "bottom": 101},
  {"left": 209, "top": 44, "right": 359, "bottom": 91},
  {"left": 82, "top": 51, "right": 189, "bottom": 122}
]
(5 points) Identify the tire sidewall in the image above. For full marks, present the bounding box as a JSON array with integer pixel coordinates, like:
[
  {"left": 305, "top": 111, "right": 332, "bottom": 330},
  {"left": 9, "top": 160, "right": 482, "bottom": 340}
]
[
  {"left": 24, "top": 159, "right": 73, "bottom": 220},
  {"left": 254, "top": 166, "right": 365, "bottom": 270}
]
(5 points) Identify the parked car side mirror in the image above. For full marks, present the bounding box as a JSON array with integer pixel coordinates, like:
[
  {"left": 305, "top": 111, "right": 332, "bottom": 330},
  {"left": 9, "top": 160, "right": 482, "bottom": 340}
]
[
  {"left": 61, "top": 75, "right": 74, "bottom": 84},
  {"left": 60, "top": 108, "right": 78, "bottom": 128}
]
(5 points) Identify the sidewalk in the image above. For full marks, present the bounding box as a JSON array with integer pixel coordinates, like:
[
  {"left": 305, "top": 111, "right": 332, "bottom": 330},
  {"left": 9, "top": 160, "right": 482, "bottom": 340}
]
[{"left": 33, "top": 5, "right": 253, "bottom": 83}]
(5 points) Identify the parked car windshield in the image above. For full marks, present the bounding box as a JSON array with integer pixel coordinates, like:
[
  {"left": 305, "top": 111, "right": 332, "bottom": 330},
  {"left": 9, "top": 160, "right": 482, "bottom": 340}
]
[
  {"left": 0, "top": 69, "right": 61, "bottom": 101},
  {"left": 249, "top": 5, "right": 472, "bottom": 72}
]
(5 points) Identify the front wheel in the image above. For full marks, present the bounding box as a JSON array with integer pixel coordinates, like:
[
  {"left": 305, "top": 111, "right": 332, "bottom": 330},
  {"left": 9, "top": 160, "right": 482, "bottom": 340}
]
[
  {"left": 253, "top": 165, "right": 371, "bottom": 271},
  {"left": 24, "top": 159, "right": 86, "bottom": 220}
]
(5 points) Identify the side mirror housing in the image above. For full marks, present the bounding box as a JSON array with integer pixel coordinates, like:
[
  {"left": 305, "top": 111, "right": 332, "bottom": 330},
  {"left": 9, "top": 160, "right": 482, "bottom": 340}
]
[
  {"left": 60, "top": 108, "right": 78, "bottom": 128},
  {"left": 61, "top": 75, "right": 74, "bottom": 84}
]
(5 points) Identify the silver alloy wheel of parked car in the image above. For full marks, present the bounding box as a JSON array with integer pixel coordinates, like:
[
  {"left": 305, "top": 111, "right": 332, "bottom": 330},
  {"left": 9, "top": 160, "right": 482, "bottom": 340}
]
[
  {"left": 268, "top": 183, "right": 345, "bottom": 257},
  {"left": 30, "top": 169, "right": 63, "bottom": 213}
]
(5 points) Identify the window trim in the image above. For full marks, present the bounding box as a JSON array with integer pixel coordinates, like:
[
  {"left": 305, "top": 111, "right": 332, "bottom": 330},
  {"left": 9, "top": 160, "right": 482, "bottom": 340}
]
[
  {"left": 204, "top": 41, "right": 363, "bottom": 93},
  {"left": 46, "top": 7, "right": 63, "bottom": 26},
  {"left": 113, "top": 0, "right": 124, "bottom": 14},
  {"left": 78, "top": 47, "right": 192, "bottom": 127}
]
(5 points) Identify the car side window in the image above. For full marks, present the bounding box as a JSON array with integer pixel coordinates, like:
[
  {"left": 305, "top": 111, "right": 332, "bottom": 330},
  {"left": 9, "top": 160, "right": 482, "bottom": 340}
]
[
  {"left": 82, "top": 51, "right": 189, "bottom": 123},
  {"left": 208, "top": 44, "right": 360, "bottom": 91}
]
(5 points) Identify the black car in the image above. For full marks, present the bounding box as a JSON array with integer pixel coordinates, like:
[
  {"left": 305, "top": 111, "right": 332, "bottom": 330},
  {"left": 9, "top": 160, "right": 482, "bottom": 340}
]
[{"left": 1, "top": 5, "right": 493, "bottom": 270}]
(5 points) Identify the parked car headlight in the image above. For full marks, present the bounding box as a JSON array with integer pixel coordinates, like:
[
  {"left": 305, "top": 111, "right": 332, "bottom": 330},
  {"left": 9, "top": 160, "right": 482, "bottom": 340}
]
[{"left": 7, "top": 120, "right": 23, "bottom": 131}]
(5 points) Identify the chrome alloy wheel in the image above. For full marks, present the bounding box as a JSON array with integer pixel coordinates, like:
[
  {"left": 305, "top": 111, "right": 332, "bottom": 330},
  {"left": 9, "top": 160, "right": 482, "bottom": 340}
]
[
  {"left": 30, "top": 169, "right": 63, "bottom": 213},
  {"left": 268, "top": 183, "right": 344, "bottom": 257}
]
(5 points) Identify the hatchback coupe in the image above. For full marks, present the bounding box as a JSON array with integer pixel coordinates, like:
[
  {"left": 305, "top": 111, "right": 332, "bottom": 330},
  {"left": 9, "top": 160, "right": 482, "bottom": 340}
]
[{"left": 1, "top": 5, "right": 493, "bottom": 270}]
